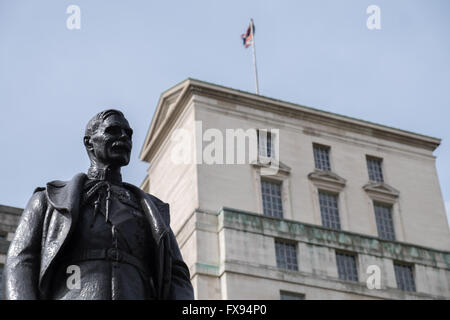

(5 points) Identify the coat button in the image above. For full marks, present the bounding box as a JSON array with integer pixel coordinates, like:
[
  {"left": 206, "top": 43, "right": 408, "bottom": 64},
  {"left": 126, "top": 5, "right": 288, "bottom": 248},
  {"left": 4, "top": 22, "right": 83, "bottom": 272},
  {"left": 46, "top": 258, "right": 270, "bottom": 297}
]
[{"left": 107, "top": 248, "right": 121, "bottom": 261}]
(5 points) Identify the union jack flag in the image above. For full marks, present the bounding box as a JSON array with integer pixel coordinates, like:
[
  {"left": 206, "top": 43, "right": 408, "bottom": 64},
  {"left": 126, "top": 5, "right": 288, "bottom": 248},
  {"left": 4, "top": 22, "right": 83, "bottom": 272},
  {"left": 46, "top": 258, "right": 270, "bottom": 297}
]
[{"left": 241, "top": 20, "right": 255, "bottom": 48}]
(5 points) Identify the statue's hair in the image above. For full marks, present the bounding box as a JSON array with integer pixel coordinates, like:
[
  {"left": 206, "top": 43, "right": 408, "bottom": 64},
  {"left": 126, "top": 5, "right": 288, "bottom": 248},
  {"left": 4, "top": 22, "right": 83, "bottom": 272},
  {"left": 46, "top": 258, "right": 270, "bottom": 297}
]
[{"left": 85, "top": 109, "right": 125, "bottom": 137}]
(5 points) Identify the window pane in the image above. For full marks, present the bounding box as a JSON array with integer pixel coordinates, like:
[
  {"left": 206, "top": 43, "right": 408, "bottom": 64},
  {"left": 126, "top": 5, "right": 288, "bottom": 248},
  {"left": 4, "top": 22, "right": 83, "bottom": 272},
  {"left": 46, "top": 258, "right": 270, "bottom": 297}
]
[
  {"left": 261, "top": 180, "right": 283, "bottom": 218},
  {"left": 336, "top": 252, "right": 358, "bottom": 282},
  {"left": 258, "top": 130, "right": 274, "bottom": 158},
  {"left": 280, "top": 291, "right": 305, "bottom": 300},
  {"left": 313, "top": 145, "right": 331, "bottom": 171},
  {"left": 275, "top": 240, "right": 298, "bottom": 271},
  {"left": 374, "top": 203, "right": 396, "bottom": 240},
  {"left": 394, "top": 263, "right": 416, "bottom": 292},
  {"left": 318, "top": 192, "right": 341, "bottom": 230},
  {"left": 367, "top": 157, "right": 384, "bottom": 182}
]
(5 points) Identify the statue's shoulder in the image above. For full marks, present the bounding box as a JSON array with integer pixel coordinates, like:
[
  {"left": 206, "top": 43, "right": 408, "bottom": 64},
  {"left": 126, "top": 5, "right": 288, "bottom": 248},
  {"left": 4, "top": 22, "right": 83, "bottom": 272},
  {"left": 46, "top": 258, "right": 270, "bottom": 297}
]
[
  {"left": 146, "top": 192, "right": 168, "bottom": 207},
  {"left": 46, "top": 179, "right": 68, "bottom": 188},
  {"left": 27, "top": 186, "right": 47, "bottom": 207},
  {"left": 46, "top": 173, "right": 86, "bottom": 189},
  {"left": 146, "top": 193, "right": 170, "bottom": 226},
  {"left": 28, "top": 178, "right": 69, "bottom": 205},
  {"left": 29, "top": 173, "right": 87, "bottom": 211},
  {"left": 123, "top": 182, "right": 171, "bottom": 225}
]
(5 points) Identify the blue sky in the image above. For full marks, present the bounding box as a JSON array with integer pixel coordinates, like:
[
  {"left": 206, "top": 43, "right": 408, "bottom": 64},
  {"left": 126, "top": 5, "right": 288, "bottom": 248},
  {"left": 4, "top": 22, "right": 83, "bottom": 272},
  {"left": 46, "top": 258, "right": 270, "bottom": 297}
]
[{"left": 0, "top": 0, "right": 449, "bottom": 224}]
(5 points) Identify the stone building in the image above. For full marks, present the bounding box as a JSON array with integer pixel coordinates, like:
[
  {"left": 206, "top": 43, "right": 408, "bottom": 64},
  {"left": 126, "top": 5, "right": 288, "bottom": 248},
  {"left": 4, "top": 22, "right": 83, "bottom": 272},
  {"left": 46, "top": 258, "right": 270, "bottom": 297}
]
[
  {"left": 139, "top": 78, "right": 450, "bottom": 299},
  {"left": 0, "top": 204, "right": 22, "bottom": 300}
]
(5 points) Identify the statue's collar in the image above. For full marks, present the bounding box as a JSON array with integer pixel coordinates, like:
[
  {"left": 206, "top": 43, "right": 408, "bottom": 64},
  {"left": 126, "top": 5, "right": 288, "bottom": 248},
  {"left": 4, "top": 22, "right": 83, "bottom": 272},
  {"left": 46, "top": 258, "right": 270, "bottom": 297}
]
[{"left": 87, "top": 166, "right": 122, "bottom": 184}]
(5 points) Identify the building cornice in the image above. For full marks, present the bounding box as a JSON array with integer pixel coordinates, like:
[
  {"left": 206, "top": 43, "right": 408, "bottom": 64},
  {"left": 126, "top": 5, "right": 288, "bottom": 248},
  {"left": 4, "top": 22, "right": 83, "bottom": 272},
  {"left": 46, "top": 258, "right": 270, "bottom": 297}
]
[{"left": 140, "top": 78, "right": 441, "bottom": 163}]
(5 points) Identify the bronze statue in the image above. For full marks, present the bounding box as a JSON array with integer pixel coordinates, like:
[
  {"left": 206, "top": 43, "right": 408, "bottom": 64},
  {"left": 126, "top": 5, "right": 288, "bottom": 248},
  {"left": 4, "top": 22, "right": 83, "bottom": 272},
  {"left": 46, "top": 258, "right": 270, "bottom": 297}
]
[{"left": 3, "top": 109, "right": 194, "bottom": 300}]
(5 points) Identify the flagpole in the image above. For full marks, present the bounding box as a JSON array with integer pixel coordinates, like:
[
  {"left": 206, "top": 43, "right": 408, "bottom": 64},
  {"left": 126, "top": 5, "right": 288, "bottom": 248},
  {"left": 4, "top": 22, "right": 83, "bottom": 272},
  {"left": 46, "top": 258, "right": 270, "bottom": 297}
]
[{"left": 250, "top": 19, "right": 260, "bottom": 95}]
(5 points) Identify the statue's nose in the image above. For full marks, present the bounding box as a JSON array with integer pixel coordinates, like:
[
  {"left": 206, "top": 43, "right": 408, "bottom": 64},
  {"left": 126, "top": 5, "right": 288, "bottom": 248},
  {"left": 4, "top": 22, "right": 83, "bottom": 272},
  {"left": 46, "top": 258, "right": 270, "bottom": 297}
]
[
  {"left": 120, "top": 129, "right": 130, "bottom": 139},
  {"left": 119, "top": 129, "right": 132, "bottom": 146}
]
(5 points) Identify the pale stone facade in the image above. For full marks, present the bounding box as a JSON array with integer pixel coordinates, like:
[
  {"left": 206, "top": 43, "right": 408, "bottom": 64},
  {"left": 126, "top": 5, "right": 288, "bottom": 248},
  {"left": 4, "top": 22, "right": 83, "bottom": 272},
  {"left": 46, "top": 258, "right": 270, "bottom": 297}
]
[
  {"left": 140, "top": 79, "right": 450, "bottom": 299},
  {"left": 0, "top": 204, "right": 22, "bottom": 299}
]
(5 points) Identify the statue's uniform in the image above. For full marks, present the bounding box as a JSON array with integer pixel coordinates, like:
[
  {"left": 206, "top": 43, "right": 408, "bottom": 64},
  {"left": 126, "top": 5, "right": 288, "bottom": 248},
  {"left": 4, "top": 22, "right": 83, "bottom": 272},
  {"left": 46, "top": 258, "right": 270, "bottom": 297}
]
[
  {"left": 49, "top": 179, "right": 156, "bottom": 300},
  {"left": 3, "top": 173, "right": 194, "bottom": 300}
]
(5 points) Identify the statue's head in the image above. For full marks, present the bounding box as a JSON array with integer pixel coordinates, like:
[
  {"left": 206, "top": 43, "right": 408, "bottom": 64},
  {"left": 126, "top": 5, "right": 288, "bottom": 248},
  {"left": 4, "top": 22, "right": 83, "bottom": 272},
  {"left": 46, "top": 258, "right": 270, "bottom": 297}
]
[{"left": 84, "top": 109, "right": 133, "bottom": 168}]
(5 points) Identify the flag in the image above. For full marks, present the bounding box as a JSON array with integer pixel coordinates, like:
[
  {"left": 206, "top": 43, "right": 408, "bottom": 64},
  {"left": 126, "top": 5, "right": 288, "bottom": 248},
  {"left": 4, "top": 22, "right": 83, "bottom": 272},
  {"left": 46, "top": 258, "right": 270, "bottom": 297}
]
[{"left": 241, "top": 20, "right": 255, "bottom": 48}]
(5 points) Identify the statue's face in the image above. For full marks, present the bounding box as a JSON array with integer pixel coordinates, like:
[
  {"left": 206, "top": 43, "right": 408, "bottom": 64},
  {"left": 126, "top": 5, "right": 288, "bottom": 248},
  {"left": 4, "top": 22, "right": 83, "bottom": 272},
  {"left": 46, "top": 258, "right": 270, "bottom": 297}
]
[{"left": 88, "top": 114, "right": 133, "bottom": 167}]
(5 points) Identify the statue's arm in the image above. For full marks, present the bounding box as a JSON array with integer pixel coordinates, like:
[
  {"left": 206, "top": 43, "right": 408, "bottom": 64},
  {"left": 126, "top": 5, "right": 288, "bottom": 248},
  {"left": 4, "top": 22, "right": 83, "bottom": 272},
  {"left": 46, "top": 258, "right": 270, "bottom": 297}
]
[
  {"left": 167, "top": 227, "right": 195, "bottom": 300},
  {"left": 3, "top": 190, "right": 46, "bottom": 300}
]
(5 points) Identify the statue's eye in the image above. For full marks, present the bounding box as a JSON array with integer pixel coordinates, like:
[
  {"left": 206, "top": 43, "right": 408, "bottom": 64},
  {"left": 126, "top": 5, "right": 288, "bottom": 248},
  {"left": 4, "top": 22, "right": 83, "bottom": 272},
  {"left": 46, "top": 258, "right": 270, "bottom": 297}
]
[{"left": 105, "top": 126, "right": 121, "bottom": 136}]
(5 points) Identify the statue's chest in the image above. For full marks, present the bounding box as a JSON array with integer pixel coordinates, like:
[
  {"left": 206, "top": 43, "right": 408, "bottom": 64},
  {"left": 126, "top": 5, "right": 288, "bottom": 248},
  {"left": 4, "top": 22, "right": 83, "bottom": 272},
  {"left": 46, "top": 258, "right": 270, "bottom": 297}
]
[{"left": 69, "top": 185, "right": 153, "bottom": 260}]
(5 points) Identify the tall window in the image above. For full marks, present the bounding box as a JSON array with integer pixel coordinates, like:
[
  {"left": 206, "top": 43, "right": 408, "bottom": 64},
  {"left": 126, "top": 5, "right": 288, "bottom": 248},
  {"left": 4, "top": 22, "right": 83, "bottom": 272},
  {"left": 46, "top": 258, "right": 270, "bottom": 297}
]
[
  {"left": 258, "top": 130, "right": 274, "bottom": 158},
  {"left": 261, "top": 179, "right": 283, "bottom": 218},
  {"left": 313, "top": 144, "right": 331, "bottom": 171},
  {"left": 336, "top": 252, "right": 359, "bottom": 282},
  {"left": 318, "top": 191, "right": 341, "bottom": 230},
  {"left": 374, "top": 203, "right": 396, "bottom": 240},
  {"left": 367, "top": 156, "right": 384, "bottom": 182},
  {"left": 275, "top": 240, "right": 298, "bottom": 271},
  {"left": 394, "top": 262, "right": 416, "bottom": 292},
  {"left": 280, "top": 291, "right": 305, "bottom": 300}
]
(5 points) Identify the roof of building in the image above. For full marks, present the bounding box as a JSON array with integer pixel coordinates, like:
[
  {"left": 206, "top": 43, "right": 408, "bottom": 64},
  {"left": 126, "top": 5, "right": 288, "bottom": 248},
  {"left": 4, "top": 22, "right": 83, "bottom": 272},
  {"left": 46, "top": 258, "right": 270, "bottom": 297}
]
[{"left": 140, "top": 78, "right": 441, "bottom": 162}]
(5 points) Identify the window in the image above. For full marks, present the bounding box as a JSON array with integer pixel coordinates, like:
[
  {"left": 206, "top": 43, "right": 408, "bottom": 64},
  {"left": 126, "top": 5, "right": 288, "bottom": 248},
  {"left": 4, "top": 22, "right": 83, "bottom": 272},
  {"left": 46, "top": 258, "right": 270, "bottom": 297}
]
[
  {"left": 394, "top": 262, "right": 416, "bottom": 292},
  {"left": 336, "top": 252, "right": 359, "bottom": 282},
  {"left": 318, "top": 191, "right": 341, "bottom": 230},
  {"left": 374, "top": 203, "right": 396, "bottom": 240},
  {"left": 258, "top": 130, "right": 274, "bottom": 158},
  {"left": 367, "top": 156, "right": 384, "bottom": 182},
  {"left": 275, "top": 240, "right": 298, "bottom": 271},
  {"left": 313, "top": 144, "right": 331, "bottom": 171},
  {"left": 261, "top": 179, "right": 283, "bottom": 218},
  {"left": 280, "top": 291, "right": 305, "bottom": 300}
]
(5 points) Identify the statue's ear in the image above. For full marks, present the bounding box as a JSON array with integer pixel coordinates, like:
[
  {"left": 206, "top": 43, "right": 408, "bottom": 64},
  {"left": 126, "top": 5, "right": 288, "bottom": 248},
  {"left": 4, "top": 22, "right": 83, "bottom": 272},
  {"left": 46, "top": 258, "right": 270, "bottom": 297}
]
[{"left": 84, "top": 136, "right": 93, "bottom": 151}]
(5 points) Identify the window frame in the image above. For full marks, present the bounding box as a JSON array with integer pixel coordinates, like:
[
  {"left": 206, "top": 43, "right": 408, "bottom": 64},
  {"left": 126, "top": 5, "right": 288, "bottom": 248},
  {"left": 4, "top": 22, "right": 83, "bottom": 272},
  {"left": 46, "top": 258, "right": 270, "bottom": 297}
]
[
  {"left": 261, "top": 178, "right": 284, "bottom": 219},
  {"left": 313, "top": 143, "right": 331, "bottom": 171},
  {"left": 280, "top": 290, "right": 305, "bottom": 300},
  {"left": 394, "top": 261, "right": 416, "bottom": 292},
  {"left": 257, "top": 129, "right": 276, "bottom": 159},
  {"left": 318, "top": 190, "right": 341, "bottom": 230},
  {"left": 373, "top": 202, "right": 396, "bottom": 241},
  {"left": 335, "top": 251, "right": 359, "bottom": 282},
  {"left": 274, "top": 239, "right": 299, "bottom": 271},
  {"left": 366, "top": 155, "right": 384, "bottom": 183}
]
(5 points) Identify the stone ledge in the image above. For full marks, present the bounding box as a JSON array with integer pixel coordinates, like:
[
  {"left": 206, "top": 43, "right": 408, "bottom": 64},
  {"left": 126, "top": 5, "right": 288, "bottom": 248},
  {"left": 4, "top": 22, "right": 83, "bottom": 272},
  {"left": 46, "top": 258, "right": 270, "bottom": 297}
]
[
  {"left": 0, "top": 205, "right": 23, "bottom": 216},
  {"left": 220, "top": 260, "right": 445, "bottom": 300},
  {"left": 218, "top": 207, "right": 450, "bottom": 269},
  {"left": 190, "top": 262, "right": 221, "bottom": 277}
]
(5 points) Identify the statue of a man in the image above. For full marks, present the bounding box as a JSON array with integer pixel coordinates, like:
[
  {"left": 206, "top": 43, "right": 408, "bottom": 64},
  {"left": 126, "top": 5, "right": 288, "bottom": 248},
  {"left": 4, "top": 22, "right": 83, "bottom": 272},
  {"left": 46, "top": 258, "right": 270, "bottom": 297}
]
[{"left": 3, "top": 109, "right": 194, "bottom": 300}]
